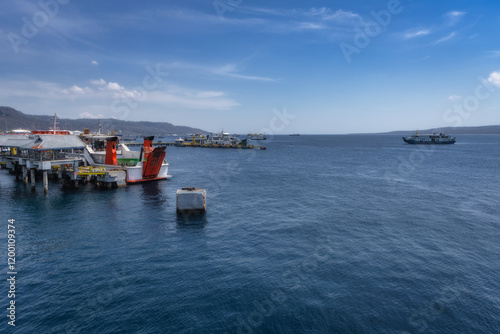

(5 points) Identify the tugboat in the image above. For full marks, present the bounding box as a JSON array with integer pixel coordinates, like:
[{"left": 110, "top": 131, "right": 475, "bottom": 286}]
[{"left": 402, "top": 131, "right": 456, "bottom": 144}]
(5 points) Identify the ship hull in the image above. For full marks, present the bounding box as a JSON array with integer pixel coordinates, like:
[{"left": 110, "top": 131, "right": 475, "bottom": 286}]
[{"left": 402, "top": 137, "right": 456, "bottom": 144}]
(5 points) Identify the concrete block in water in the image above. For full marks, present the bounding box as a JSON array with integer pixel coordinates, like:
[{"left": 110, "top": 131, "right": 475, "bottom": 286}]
[{"left": 176, "top": 188, "right": 206, "bottom": 214}]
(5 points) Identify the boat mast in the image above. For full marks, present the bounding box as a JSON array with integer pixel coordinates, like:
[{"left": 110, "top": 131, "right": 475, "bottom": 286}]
[{"left": 53, "top": 113, "right": 57, "bottom": 134}]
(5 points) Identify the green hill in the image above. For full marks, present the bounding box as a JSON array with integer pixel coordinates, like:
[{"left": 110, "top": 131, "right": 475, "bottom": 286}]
[{"left": 0, "top": 106, "right": 207, "bottom": 135}]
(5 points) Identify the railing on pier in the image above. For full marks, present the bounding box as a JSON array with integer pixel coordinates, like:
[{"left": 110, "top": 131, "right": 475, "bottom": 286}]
[{"left": 78, "top": 166, "right": 107, "bottom": 176}]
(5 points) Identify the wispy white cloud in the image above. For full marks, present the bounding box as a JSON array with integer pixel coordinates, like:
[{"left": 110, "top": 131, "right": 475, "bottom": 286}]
[
  {"left": 302, "top": 7, "right": 363, "bottom": 24},
  {"left": 402, "top": 11, "right": 467, "bottom": 45},
  {"left": 445, "top": 11, "right": 466, "bottom": 26},
  {"left": 487, "top": 51, "right": 500, "bottom": 58},
  {"left": 147, "top": 85, "right": 239, "bottom": 110},
  {"left": 79, "top": 112, "right": 105, "bottom": 119},
  {"left": 212, "top": 64, "right": 276, "bottom": 82},
  {"left": 404, "top": 29, "right": 431, "bottom": 39},
  {"left": 147, "top": 6, "right": 363, "bottom": 37},
  {"left": 0, "top": 78, "right": 239, "bottom": 112},
  {"left": 297, "top": 22, "right": 326, "bottom": 31},
  {"left": 275, "top": 7, "right": 364, "bottom": 33},
  {"left": 434, "top": 31, "right": 457, "bottom": 44},
  {"left": 0, "top": 80, "right": 62, "bottom": 99},
  {"left": 91, "top": 60, "right": 98, "bottom": 65},
  {"left": 239, "top": 6, "right": 363, "bottom": 25},
  {"left": 167, "top": 61, "right": 276, "bottom": 82},
  {"left": 90, "top": 78, "right": 106, "bottom": 86},
  {"left": 448, "top": 95, "right": 462, "bottom": 101},
  {"left": 61, "top": 85, "right": 93, "bottom": 95}
]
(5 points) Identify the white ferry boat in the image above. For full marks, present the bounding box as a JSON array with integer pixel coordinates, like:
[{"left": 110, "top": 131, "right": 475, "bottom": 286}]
[
  {"left": 402, "top": 131, "right": 456, "bottom": 144},
  {"left": 205, "top": 132, "right": 240, "bottom": 147}
]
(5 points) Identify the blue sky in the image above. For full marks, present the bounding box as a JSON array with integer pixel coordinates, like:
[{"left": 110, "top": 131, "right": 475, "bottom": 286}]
[{"left": 1, "top": 0, "right": 500, "bottom": 134}]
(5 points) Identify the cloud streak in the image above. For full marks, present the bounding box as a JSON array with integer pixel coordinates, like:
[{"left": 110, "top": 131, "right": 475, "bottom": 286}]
[
  {"left": 445, "top": 11, "right": 466, "bottom": 26},
  {"left": 404, "top": 29, "right": 431, "bottom": 39},
  {"left": 434, "top": 31, "right": 457, "bottom": 44},
  {"left": 167, "top": 61, "right": 276, "bottom": 82},
  {"left": 0, "top": 78, "right": 240, "bottom": 112}
]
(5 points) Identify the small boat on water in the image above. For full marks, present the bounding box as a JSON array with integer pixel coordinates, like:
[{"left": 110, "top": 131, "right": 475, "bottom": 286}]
[
  {"left": 402, "top": 131, "right": 456, "bottom": 145},
  {"left": 289, "top": 133, "right": 300, "bottom": 136},
  {"left": 174, "top": 137, "right": 185, "bottom": 146},
  {"left": 247, "top": 133, "right": 266, "bottom": 140}
]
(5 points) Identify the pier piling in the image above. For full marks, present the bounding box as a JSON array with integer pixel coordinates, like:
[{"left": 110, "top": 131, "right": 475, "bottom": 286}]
[
  {"left": 15, "top": 164, "right": 20, "bottom": 181},
  {"left": 23, "top": 166, "right": 28, "bottom": 185},
  {"left": 30, "top": 169, "right": 36, "bottom": 191},
  {"left": 43, "top": 170, "right": 48, "bottom": 194}
]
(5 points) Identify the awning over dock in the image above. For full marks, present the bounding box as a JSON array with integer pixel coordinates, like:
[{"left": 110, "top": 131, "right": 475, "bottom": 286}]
[{"left": 0, "top": 135, "right": 86, "bottom": 151}]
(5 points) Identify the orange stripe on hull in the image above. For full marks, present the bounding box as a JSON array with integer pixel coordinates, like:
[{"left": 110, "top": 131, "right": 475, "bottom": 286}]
[{"left": 126, "top": 177, "right": 167, "bottom": 184}]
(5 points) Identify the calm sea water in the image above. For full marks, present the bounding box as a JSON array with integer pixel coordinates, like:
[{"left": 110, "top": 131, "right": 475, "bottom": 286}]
[{"left": 1, "top": 135, "right": 499, "bottom": 333}]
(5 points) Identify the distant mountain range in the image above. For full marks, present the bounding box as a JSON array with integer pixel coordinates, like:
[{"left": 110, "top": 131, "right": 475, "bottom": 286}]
[
  {"left": 0, "top": 106, "right": 207, "bottom": 135},
  {"left": 378, "top": 125, "right": 500, "bottom": 135},
  {"left": 2, "top": 106, "right": 499, "bottom": 135}
]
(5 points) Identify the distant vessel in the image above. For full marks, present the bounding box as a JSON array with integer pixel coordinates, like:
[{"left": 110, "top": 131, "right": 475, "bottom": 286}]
[
  {"left": 5, "top": 114, "right": 72, "bottom": 135},
  {"left": 402, "top": 131, "right": 456, "bottom": 144},
  {"left": 5, "top": 129, "right": 32, "bottom": 135},
  {"left": 289, "top": 133, "right": 300, "bottom": 136},
  {"left": 205, "top": 131, "right": 240, "bottom": 147},
  {"left": 247, "top": 133, "right": 266, "bottom": 140},
  {"left": 32, "top": 113, "right": 72, "bottom": 135},
  {"left": 174, "top": 137, "right": 185, "bottom": 146}
]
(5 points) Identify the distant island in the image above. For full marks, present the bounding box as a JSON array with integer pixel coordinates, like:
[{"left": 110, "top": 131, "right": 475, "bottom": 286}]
[
  {"left": 375, "top": 126, "right": 500, "bottom": 135},
  {"left": 0, "top": 106, "right": 207, "bottom": 135}
]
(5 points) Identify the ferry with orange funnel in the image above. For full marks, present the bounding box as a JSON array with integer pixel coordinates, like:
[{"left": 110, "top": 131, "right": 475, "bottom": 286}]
[{"left": 102, "top": 136, "right": 169, "bottom": 183}]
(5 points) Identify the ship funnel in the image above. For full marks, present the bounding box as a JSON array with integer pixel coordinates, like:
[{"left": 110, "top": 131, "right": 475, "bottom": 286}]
[{"left": 105, "top": 137, "right": 118, "bottom": 166}]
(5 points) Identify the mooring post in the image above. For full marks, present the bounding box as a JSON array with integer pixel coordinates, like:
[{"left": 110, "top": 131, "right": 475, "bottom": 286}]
[
  {"left": 43, "top": 170, "right": 48, "bottom": 194},
  {"left": 30, "top": 169, "right": 36, "bottom": 191}
]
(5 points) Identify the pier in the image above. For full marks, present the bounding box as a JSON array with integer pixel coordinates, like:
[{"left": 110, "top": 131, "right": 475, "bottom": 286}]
[
  {"left": 0, "top": 132, "right": 264, "bottom": 193},
  {"left": 0, "top": 134, "right": 86, "bottom": 193},
  {"left": 0, "top": 135, "right": 128, "bottom": 192}
]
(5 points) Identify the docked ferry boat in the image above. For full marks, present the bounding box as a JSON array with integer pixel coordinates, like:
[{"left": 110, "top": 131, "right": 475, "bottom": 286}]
[
  {"left": 81, "top": 131, "right": 139, "bottom": 164},
  {"left": 205, "top": 132, "right": 240, "bottom": 147},
  {"left": 402, "top": 131, "right": 456, "bottom": 145}
]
